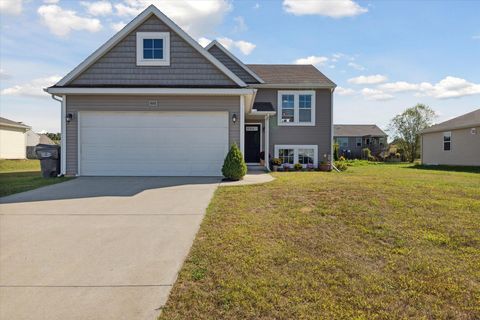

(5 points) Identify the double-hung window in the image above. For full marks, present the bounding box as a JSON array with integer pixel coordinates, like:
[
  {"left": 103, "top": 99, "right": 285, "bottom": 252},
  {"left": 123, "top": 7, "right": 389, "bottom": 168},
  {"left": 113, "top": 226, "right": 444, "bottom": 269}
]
[
  {"left": 443, "top": 131, "right": 451, "bottom": 151},
  {"left": 136, "top": 32, "right": 170, "bottom": 66},
  {"left": 278, "top": 91, "right": 315, "bottom": 126},
  {"left": 275, "top": 145, "right": 318, "bottom": 168},
  {"left": 356, "top": 137, "right": 362, "bottom": 147}
]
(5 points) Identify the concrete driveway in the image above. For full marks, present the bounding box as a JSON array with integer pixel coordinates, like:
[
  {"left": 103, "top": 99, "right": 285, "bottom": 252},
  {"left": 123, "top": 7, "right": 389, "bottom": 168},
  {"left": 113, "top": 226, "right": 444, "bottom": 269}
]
[{"left": 0, "top": 177, "right": 220, "bottom": 320}]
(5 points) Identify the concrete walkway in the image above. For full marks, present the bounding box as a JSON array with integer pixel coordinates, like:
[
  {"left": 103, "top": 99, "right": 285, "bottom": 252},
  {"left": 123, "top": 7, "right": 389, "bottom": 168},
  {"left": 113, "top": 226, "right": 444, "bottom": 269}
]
[
  {"left": 219, "top": 172, "right": 275, "bottom": 186},
  {"left": 0, "top": 177, "right": 220, "bottom": 320}
]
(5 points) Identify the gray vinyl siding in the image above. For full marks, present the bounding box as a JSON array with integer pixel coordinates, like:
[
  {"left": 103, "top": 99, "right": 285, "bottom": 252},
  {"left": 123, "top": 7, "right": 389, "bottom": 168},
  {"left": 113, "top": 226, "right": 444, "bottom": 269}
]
[
  {"left": 254, "top": 88, "right": 332, "bottom": 162},
  {"left": 69, "top": 16, "right": 236, "bottom": 87},
  {"left": 335, "top": 136, "right": 387, "bottom": 158},
  {"left": 65, "top": 95, "right": 240, "bottom": 176},
  {"left": 207, "top": 46, "right": 259, "bottom": 84}
]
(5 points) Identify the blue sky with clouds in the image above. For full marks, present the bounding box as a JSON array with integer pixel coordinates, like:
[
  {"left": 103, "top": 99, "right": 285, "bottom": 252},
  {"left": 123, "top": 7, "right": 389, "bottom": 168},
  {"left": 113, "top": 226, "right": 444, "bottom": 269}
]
[{"left": 0, "top": 0, "right": 479, "bottom": 132}]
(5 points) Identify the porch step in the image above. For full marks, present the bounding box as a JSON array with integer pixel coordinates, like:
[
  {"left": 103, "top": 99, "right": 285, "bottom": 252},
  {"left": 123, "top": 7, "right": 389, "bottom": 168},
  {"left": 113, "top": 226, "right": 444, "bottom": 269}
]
[{"left": 247, "top": 164, "right": 268, "bottom": 173}]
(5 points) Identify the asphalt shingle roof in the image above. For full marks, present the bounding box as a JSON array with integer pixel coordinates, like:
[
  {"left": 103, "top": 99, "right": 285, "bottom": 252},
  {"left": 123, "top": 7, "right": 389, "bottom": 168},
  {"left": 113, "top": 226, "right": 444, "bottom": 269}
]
[
  {"left": 246, "top": 64, "right": 336, "bottom": 87},
  {"left": 334, "top": 124, "right": 387, "bottom": 137},
  {"left": 421, "top": 108, "right": 480, "bottom": 134},
  {"left": 0, "top": 117, "right": 31, "bottom": 129},
  {"left": 252, "top": 102, "right": 275, "bottom": 112}
]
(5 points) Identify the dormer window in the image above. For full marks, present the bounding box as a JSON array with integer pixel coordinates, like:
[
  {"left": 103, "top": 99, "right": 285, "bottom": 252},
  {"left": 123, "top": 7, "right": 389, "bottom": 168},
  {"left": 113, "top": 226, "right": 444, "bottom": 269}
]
[{"left": 136, "top": 32, "right": 170, "bottom": 66}]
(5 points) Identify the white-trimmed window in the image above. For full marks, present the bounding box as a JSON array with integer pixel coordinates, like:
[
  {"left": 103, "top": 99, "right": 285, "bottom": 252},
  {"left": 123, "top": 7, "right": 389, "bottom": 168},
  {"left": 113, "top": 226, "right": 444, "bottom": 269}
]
[
  {"left": 356, "top": 137, "right": 362, "bottom": 147},
  {"left": 274, "top": 145, "right": 318, "bottom": 167},
  {"left": 443, "top": 131, "right": 451, "bottom": 151},
  {"left": 136, "top": 32, "right": 170, "bottom": 66},
  {"left": 337, "top": 137, "right": 348, "bottom": 148},
  {"left": 277, "top": 91, "right": 315, "bottom": 126}
]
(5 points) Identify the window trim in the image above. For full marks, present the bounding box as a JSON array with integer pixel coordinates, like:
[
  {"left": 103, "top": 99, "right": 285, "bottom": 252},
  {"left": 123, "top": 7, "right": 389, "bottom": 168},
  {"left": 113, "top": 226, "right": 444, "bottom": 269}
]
[
  {"left": 136, "top": 32, "right": 170, "bottom": 66},
  {"left": 443, "top": 131, "right": 451, "bottom": 151},
  {"left": 337, "top": 137, "right": 348, "bottom": 149},
  {"left": 277, "top": 90, "right": 316, "bottom": 126},
  {"left": 274, "top": 144, "right": 318, "bottom": 168}
]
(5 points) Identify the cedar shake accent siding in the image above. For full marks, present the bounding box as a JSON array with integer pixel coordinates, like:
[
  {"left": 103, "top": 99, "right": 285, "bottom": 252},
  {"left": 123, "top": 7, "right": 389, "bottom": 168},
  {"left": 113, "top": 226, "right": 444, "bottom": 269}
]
[
  {"left": 254, "top": 88, "right": 332, "bottom": 162},
  {"left": 69, "top": 16, "right": 236, "bottom": 87},
  {"left": 65, "top": 95, "right": 240, "bottom": 175},
  {"left": 208, "top": 46, "right": 259, "bottom": 84}
]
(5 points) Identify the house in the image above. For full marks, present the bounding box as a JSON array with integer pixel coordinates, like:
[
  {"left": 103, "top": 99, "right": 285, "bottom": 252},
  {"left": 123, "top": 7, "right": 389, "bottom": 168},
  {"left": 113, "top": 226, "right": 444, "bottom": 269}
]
[
  {"left": 45, "top": 5, "right": 335, "bottom": 177},
  {"left": 334, "top": 124, "right": 388, "bottom": 159},
  {"left": 421, "top": 108, "right": 479, "bottom": 166},
  {"left": 26, "top": 130, "right": 56, "bottom": 158},
  {"left": 0, "top": 117, "right": 31, "bottom": 159}
]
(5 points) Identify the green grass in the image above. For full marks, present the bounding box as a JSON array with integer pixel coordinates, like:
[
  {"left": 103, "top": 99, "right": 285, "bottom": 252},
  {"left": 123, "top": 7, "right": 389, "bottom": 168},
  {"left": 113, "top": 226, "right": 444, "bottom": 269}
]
[
  {"left": 0, "top": 160, "right": 71, "bottom": 197},
  {"left": 159, "top": 163, "right": 480, "bottom": 320}
]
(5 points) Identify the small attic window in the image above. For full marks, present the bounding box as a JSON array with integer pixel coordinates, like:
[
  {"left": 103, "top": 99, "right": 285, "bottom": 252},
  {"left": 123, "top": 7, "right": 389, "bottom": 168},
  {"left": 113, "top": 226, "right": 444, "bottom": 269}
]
[{"left": 136, "top": 32, "right": 170, "bottom": 66}]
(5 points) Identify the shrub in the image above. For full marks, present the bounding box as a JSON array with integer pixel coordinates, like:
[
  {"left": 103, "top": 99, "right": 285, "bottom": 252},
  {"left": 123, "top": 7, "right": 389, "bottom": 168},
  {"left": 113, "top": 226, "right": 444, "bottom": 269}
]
[
  {"left": 222, "top": 143, "right": 247, "bottom": 180},
  {"left": 362, "top": 148, "right": 371, "bottom": 160},
  {"left": 339, "top": 156, "right": 346, "bottom": 161},
  {"left": 333, "top": 143, "right": 339, "bottom": 161},
  {"left": 335, "top": 161, "right": 348, "bottom": 171},
  {"left": 271, "top": 158, "right": 282, "bottom": 166},
  {"left": 293, "top": 163, "right": 303, "bottom": 171},
  {"left": 368, "top": 155, "right": 376, "bottom": 162}
]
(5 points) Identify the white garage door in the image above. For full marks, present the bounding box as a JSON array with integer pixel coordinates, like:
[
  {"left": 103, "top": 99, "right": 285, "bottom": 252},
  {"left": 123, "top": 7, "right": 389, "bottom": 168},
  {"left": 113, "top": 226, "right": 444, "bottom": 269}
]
[{"left": 79, "top": 111, "right": 229, "bottom": 176}]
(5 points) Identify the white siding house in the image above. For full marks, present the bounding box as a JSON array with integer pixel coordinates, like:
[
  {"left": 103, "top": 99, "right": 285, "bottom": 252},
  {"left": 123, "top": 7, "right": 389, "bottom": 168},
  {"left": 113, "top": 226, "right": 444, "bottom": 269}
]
[{"left": 0, "top": 117, "right": 31, "bottom": 159}]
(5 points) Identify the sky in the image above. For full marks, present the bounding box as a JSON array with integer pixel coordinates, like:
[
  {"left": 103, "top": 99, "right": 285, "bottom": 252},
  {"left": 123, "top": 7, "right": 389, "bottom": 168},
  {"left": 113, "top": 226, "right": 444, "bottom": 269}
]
[{"left": 0, "top": 0, "right": 479, "bottom": 133}]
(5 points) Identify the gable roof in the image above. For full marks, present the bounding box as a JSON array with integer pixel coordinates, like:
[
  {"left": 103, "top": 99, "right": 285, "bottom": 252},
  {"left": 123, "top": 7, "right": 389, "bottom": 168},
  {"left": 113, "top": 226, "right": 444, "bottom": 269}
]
[
  {"left": 0, "top": 117, "right": 31, "bottom": 129},
  {"left": 54, "top": 5, "right": 246, "bottom": 88},
  {"left": 334, "top": 124, "right": 387, "bottom": 137},
  {"left": 247, "top": 64, "right": 336, "bottom": 88},
  {"left": 421, "top": 108, "right": 480, "bottom": 134},
  {"left": 205, "top": 41, "right": 264, "bottom": 84}
]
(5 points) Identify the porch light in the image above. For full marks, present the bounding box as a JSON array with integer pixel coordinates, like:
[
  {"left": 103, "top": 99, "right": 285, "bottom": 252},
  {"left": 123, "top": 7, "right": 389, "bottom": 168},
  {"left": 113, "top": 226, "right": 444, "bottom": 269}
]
[
  {"left": 232, "top": 113, "right": 237, "bottom": 124},
  {"left": 66, "top": 113, "right": 73, "bottom": 124}
]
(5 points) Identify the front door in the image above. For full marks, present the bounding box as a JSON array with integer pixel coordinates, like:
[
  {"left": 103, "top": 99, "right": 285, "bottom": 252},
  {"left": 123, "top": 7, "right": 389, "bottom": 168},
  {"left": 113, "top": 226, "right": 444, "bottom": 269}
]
[{"left": 244, "top": 124, "right": 261, "bottom": 163}]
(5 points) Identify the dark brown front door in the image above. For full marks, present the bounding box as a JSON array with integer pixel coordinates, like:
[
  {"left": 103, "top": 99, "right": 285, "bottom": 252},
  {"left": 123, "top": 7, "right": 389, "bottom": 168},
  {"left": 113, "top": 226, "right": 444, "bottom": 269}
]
[{"left": 245, "top": 124, "right": 261, "bottom": 163}]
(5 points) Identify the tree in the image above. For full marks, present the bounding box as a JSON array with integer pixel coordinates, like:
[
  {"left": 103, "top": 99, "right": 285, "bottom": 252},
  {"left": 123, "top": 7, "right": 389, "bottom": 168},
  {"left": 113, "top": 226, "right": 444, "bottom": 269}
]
[
  {"left": 222, "top": 143, "right": 247, "bottom": 180},
  {"left": 388, "top": 104, "right": 436, "bottom": 162}
]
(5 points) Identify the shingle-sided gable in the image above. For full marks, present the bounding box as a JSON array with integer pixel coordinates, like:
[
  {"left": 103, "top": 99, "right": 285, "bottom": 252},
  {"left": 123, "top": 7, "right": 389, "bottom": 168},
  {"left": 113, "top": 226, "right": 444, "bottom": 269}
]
[
  {"left": 69, "top": 16, "right": 237, "bottom": 87},
  {"left": 207, "top": 45, "right": 259, "bottom": 84}
]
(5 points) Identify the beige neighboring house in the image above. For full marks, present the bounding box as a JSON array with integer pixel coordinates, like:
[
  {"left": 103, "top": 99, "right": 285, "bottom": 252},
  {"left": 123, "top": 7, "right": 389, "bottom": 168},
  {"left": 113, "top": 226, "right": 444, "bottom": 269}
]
[
  {"left": 0, "top": 117, "right": 31, "bottom": 159},
  {"left": 421, "top": 108, "right": 480, "bottom": 166}
]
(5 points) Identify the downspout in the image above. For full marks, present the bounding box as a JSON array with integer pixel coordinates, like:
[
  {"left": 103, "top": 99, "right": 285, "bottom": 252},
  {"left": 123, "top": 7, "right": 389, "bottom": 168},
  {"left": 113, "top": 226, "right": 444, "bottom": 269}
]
[
  {"left": 48, "top": 91, "right": 66, "bottom": 176},
  {"left": 330, "top": 87, "right": 335, "bottom": 169}
]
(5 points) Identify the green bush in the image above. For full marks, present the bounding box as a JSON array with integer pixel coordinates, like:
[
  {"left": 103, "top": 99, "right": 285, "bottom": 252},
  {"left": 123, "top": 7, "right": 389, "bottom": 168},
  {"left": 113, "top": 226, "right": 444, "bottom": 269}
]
[
  {"left": 293, "top": 163, "right": 303, "bottom": 171},
  {"left": 333, "top": 143, "right": 339, "bottom": 161},
  {"left": 339, "top": 156, "right": 346, "bottom": 161},
  {"left": 271, "top": 158, "right": 282, "bottom": 166},
  {"left": 362, "top": 148, "right": 371, "bottom": 160},
  {"left": 222, "top": 144, "right": 247, "bottom": 180},
  {"left": 335, "top": 161, "right": 348, "bottom": 171}
]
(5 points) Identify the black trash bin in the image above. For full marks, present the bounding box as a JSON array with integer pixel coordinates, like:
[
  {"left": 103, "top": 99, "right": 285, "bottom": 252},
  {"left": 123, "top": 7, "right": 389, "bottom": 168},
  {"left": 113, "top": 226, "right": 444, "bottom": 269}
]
[{"left": 35, "top": 144, "right": 60, "bottom": 178}]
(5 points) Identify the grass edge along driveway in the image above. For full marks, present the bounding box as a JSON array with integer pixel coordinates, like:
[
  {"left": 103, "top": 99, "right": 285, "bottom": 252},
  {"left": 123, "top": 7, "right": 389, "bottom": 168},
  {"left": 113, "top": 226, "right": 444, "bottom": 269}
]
[
  {"left": 0, "top": 160, "right": 71, "bottom": 197},
  {"left": 159, "top": 163, "right": 480, "bottom": 320}
]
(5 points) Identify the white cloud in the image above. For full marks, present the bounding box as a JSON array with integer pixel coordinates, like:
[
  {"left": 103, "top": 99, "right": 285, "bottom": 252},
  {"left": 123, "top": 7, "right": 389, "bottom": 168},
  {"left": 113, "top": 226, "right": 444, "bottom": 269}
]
[
  {"left": 0, "top": 0, "right": 22, "bottom": 15},
  {"left": 348, "top": 62, "right": 365, "bottom": 71},
  {"left": 81, "top": 1, "right": 113, "bottom": 16},
  {"left": 253, "top": 3, "right": 260, "bottom": 9},
  {"left": 0, "top": 76, "right": 61, "bottom": 98},
  {"left": 110, "top": 21, "right": 127, "bottom": 32},
  {"left": 348, "top": 74, "right": 388, "bottom": 85},
  {"left": 379, "top": 77, "right": 480, "bottom": 99},
  {"left": 294, "top": 55, "right": 329, "bottom": 66},
  {"left": 198, "top": 37, "right": 211, "bottom": 47},
  {"left": 361, "top": 88, "right": 394, "bottom": 101},
  {"left": 43, "top": 0, "right": 59, "bottom": 3},
  {"left": 114, "top": 0, "right": 232, "bottom": 38},
  {"left": 336, "top": 87, "right": 356, "bottom": 96},
  {"left": 218, "top": 37, "right": 256, "bottom": 55},
  {"left": 379, "top": 81, "right": 420, "bottom": 92},
  {"left": 233, "top": 16, "right": 247, "bottom": 32},
  {"left": 0, "top": 69, "right": 12, "bottom": 80},
  {"left": 472, "top": 35, "right": 480, "bottom": 40},
  {"left": 38, "top": 5, "right": 102, "bottom": 37},
  {"left": 283, "top": 0, "right": 368, "bottom": 18}
]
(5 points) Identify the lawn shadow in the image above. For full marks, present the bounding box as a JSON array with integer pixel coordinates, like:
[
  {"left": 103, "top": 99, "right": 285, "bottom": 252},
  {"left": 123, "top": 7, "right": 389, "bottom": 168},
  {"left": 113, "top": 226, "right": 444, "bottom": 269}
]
[{"left": 407, "top": 164, "right": 480, "bottom": 174}]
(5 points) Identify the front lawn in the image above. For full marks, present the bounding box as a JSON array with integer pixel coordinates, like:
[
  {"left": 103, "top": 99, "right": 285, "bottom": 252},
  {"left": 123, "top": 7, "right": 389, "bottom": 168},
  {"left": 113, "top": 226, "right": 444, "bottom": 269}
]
[
  {"left": 160, "top": 164, "right": 480, "bottom": 319},
  {"left": 0, "top": 160, "right": 70, "bottom": 197}
]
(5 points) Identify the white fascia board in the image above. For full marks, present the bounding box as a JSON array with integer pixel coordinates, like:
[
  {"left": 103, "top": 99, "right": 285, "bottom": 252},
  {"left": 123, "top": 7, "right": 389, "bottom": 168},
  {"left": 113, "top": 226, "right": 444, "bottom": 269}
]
[
  {"left": 206, "top": 41, "right": 265, "bottom": 84},
  {"left": 250, "top": 83, "right": 336, "bottom": 89},
  {"left": 45, "top": 87, "right": 256, "bottom": 96},
  {"left": 249, "top": 111, "right": 276, "bottom": 116},
  {"left": 56, "top": 5, "right": 247, "bottom": 88}
]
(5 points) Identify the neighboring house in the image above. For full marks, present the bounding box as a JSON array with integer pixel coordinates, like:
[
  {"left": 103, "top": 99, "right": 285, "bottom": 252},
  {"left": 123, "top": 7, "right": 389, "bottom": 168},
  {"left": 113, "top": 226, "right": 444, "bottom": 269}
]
[
  {"left": 334, "top": 124, "right": 388, "bottom": 158},
  {"left": 421, "top": 108, "right": 480, "bottom": 166},
  {"left": 0, "top": 117, "right": 30, "bottom": 159},
  {"left": 26, "top": 130, "right": 56, "bottom": 158},
  {"left": 45, "top": 5, "right": 335, "bottom": 177}
]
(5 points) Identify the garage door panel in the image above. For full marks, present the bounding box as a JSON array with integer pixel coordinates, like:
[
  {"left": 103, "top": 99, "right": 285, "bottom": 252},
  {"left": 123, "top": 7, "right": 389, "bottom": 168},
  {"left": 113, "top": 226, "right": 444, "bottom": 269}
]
[{"left": 79, "top": 111, "right": 229, "bottom": 176}]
